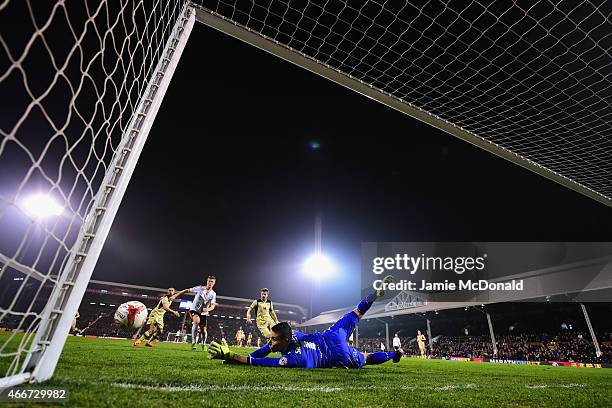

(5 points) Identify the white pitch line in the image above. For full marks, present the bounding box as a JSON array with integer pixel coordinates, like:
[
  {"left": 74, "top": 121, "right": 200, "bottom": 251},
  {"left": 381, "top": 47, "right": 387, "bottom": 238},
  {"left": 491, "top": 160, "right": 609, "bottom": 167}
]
[
  {"left": 112, "top": 382, "right": 480, "bottom": 393},
  {"left": 525, "top": 383, "right": 586, "bottom": 389},
  {"left": 113, "top": 383, "right": 343, "bottom": 393}
]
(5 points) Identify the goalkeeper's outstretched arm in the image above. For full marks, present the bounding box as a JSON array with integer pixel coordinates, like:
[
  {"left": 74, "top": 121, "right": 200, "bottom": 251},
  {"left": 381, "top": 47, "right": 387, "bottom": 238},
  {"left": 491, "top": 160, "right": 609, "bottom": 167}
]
[
  {"left": 209, "top": 340, "right": 292, "bottom": 367},
  {"left": 208, "top": 340, "right": 248, "bottom": 365},
  {"left": 249, "top": 343, "right": 271, "bottom": 358},
  {"left": 227, "top": 354, "right": 250, "bottom": 365},
  {"left": 216, "top": 353, "right": 285, "bottom": 367}
]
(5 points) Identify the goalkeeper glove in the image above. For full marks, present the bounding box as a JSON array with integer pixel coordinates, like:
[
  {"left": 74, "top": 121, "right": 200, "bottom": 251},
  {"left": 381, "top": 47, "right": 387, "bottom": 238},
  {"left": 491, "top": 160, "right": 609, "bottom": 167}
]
[{"left": 209, "top": 339, "right": 235, "bottom": 361}]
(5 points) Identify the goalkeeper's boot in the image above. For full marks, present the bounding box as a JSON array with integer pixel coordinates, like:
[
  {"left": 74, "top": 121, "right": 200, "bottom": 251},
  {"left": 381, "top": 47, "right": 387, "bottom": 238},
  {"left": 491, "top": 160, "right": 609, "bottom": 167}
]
[
  {"left": 393, "top": 349, "right": 403, "bottom": 363},
  {"left": 376, "top": 275, "right": 394, "bottom": 297},
  {"left": 145, "top": 342, "right": 156, "bottom": 348},
  {"left": 133, "top": 340, "right": 142, "bottom": 347}
]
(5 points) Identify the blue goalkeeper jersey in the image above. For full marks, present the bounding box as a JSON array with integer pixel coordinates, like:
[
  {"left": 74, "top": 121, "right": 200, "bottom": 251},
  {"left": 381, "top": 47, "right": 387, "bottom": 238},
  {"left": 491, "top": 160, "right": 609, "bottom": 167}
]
[
  {"left": 249, "top": 331, "right": 330, "bottom": 368},
  {"left": 248, "top": 329, "right": 365, "bottom": 369}
]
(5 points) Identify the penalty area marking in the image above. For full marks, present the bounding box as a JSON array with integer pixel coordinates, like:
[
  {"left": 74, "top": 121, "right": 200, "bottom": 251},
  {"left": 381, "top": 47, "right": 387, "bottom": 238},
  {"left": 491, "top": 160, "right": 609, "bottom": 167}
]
[
  {"left": 113, "top": 383, "right": 343, "bottom": 393},
  {"left": 113, "top": 382, "right": 588, "bottom": 393},
  {"left": 525, "top": 383, "right": 586, "bottom": 389},
  {"left": 111, "top": 382, "right": 480, "bottom": 393}
]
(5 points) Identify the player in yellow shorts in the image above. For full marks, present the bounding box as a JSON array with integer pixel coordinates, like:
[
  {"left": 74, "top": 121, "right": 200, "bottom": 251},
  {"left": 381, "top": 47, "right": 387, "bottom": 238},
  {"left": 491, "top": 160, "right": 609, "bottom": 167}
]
[
  {"left": 246, "top": 288, "right": 278, "bottom": 338},
  {"left": 134, "top": 288, "right": 180, "bottom": 347},
  {"left": 416, "top": 330, "right": 427, "bottom": 358},
  {"left": 235, "top": 326, "right": 245, "bottom": 347},
  {"left": 70, "top": 311, "right": 82, "bottom": 335}
]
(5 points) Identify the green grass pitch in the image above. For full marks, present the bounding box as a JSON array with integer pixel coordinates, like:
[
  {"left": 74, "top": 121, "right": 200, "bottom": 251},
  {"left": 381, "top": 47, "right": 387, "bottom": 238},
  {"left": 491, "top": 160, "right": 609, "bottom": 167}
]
[{"left": 3, "top": 336, "right": 612, "bottom": 407}]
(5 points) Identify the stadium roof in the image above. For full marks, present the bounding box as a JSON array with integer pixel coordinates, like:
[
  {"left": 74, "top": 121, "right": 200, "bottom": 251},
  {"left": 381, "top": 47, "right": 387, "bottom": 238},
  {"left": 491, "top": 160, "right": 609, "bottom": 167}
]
[
  {"left": 297, "top": 301, "right": 484, "bottom": 327},
  {"left": 299, "top": 254, "right": 612, "bottom": 327}
]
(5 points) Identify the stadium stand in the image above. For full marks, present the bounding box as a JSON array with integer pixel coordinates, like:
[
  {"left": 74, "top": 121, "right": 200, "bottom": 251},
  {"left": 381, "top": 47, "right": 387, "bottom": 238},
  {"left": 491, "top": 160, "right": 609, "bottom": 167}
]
[
  {"left": 303, "top": 302, "right": 611, "bottom": 365},
  {"left": 360, "top": 332, "right": 612, "bottom": 364}
]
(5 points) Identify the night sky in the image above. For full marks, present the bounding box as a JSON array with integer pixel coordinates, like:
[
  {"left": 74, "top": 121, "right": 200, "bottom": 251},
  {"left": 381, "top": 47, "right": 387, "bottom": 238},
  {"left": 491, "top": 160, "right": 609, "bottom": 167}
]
[{"left": 93, "top": 22, "right": 612, "bottom": 314}]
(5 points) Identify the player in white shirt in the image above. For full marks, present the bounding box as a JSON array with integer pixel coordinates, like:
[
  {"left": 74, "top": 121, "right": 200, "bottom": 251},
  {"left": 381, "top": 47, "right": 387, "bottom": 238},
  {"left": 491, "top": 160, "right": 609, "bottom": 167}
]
[
  {"left": 392, "top": 333, "right": 402, "bottom": 354},
  {"left": 173, "top": 276, "right": 217, "bottom": 350}
]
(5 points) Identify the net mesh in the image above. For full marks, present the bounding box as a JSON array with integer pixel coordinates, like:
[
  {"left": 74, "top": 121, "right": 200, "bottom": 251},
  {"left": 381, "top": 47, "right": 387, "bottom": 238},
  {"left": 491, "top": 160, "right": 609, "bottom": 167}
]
[
  {"left": 0, "top": 0, "right": 188, "bottom": 381},
  {"left": 195, "top": 0, "right": 612, "bottom": 202}
]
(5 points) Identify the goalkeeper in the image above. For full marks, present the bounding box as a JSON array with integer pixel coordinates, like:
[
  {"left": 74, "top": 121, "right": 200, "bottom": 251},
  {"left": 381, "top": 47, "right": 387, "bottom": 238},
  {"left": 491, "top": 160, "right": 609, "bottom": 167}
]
[{"left": 209, "top": 276, "right": 402, "bottom": 368}]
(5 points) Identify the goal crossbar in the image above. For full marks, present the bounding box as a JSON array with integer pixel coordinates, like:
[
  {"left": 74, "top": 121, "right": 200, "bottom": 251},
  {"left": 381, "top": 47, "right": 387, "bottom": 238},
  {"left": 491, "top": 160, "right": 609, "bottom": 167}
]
[{"left": 193, "top": 3, "right": 612, "bottom": 208}]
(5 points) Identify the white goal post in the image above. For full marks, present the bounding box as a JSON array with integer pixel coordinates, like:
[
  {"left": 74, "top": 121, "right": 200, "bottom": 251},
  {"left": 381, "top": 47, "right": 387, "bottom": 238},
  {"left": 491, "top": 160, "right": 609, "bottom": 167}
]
[{"left": 0, "top": 1, "right": 194, "bottom": 387}]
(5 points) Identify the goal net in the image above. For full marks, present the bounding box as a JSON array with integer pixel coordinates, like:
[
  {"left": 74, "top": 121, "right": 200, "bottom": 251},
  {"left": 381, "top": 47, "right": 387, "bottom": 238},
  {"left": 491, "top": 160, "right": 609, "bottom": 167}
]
[
  {"left": 194, "top": 0, "right": 612, "bottom": 207},
  {"left": 2, "top": 0, "right": 611, "bottom": 389},
  {"left": 0, "top": 0, "right": 194, "bottom": 387}
]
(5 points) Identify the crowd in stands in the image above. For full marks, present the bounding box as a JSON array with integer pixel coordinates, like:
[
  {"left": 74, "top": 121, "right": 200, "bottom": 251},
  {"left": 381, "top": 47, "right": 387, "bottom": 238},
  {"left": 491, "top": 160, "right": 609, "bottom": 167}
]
[
  {"left": 358, "top": 336, "right": 400, "bottom": 353},
  {"left": 358, "top": 332, "right": 612, "bottom": 364}
]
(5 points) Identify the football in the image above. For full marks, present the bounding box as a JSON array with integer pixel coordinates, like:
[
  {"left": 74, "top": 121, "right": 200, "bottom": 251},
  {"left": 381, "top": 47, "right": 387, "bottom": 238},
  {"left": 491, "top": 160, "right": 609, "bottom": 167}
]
[{"left": 114, "top": 301, "right": 148, "bottom": 329}]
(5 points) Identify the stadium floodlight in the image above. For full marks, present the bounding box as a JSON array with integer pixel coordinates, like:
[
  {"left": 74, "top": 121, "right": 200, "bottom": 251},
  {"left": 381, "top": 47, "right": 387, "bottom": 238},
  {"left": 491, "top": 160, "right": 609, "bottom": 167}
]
[
  {"left": 21, "top": 194, "right": 63, "bottom": 219},
  {"left": 303, "top": 253, "right": 333, "bottom": 281},
  {"left": 304, "top": 252, "right": 334, "bottom": 318}
]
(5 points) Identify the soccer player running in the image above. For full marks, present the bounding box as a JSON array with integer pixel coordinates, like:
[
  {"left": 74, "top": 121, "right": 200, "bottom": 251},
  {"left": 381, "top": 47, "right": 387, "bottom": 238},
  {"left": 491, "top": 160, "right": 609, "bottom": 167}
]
[
  {"left": 209, "top": 276, "right": 402, "bottom": 368},
  {"left": 173, "top": 276, "right": 217, "bottom": 350},
  {"left": 246, "top": 288, "right": 278, "bottom": 339},
  {"left": 134, "top": 288, "right": 180, "bottom": 347}
]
